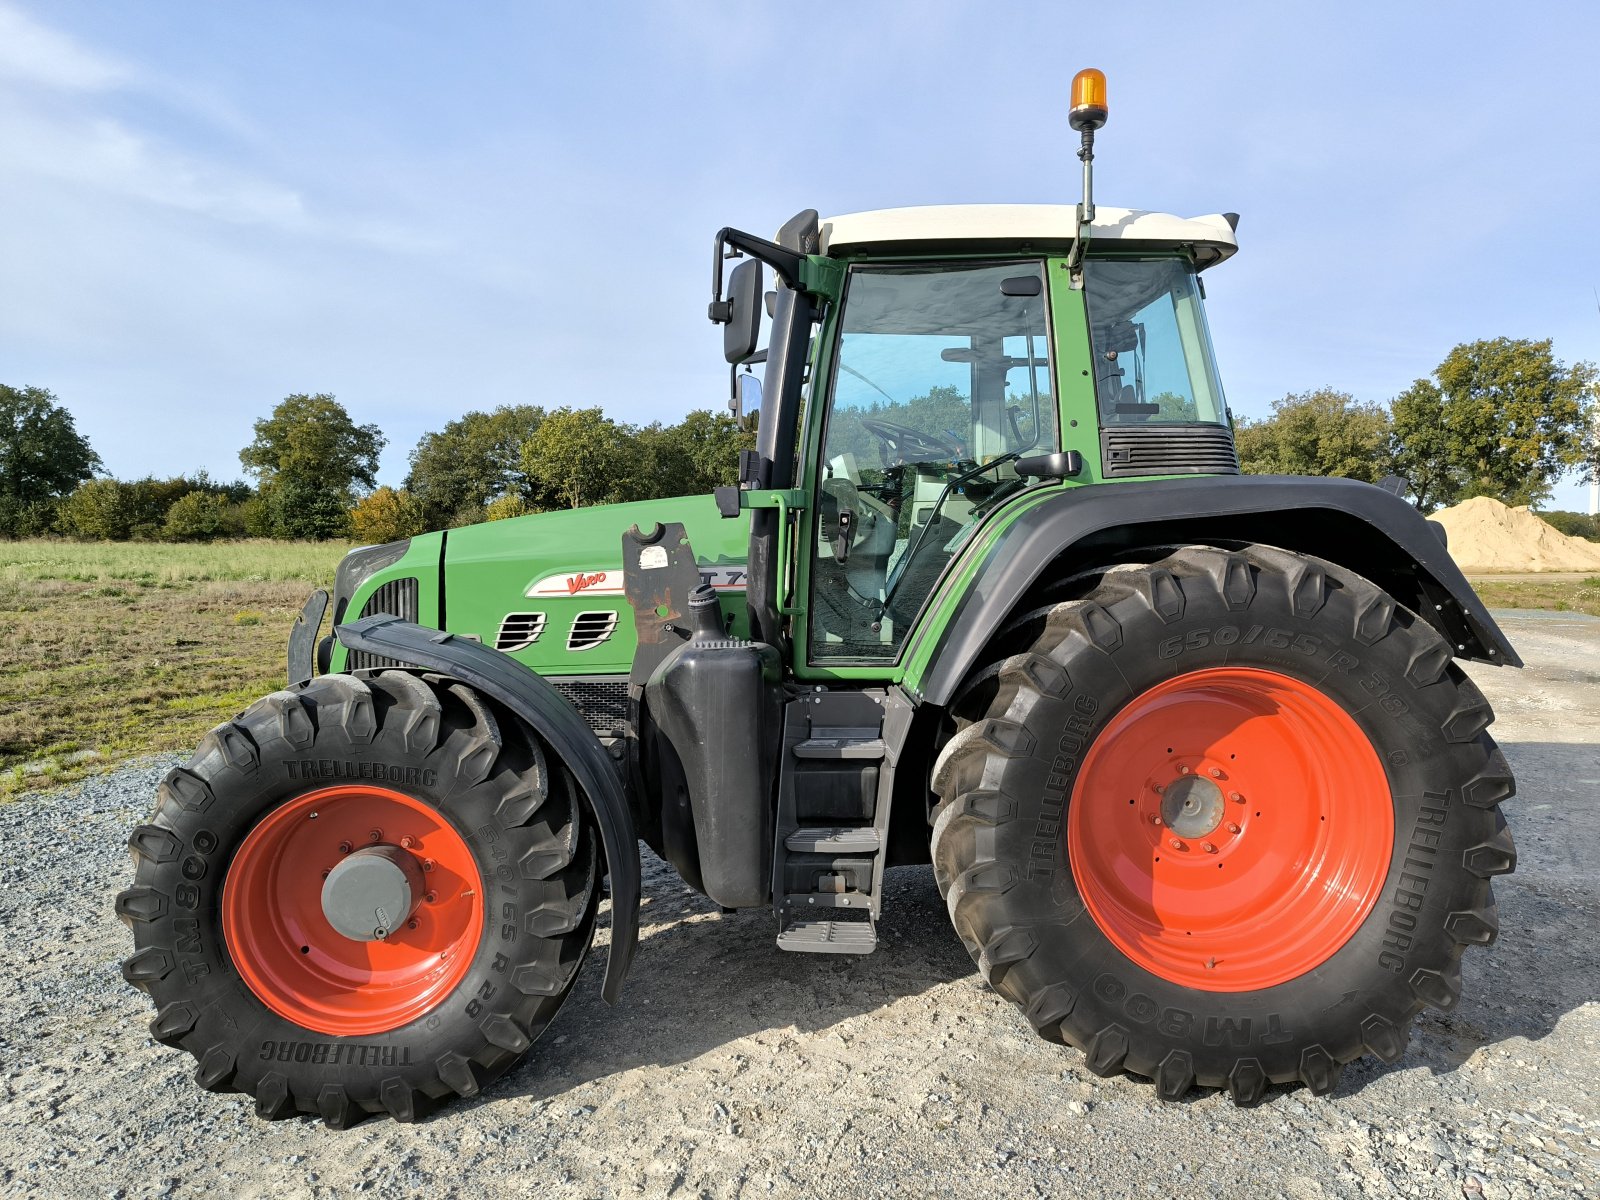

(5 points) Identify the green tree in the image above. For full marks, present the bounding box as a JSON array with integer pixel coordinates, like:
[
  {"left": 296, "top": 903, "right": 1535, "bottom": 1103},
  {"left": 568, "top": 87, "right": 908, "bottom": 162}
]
[
  {"left": 163, "top": 491, "right": 245, "bottom": 541},
  {"left": 1540, "top": 511, "right": 1600, "bottom": 541},
  {"left": 57, "top": 478, "right": 135, "bottom": 539},
  {"left": 405, "top": 405, "right": 547, "bottom": 528},
  {"left": 240, "top": 393, "right": 384, "bottom": 538},
  {"left": 57, "top": 475, "right": 201, "bottom": 540},
  {"left": 520, "top": 407, "right": 636, "bottom": 510},
  {"left": 1390, "top": 338, "right": 1599, "bottom": 511},
  {"left": 636, "top": 410, "right": 755, "bottom": 498},
  {"left": 484, "top": 494, "right": 531, "bottom": 521},
  {"left": 349, "top": 486, "right": 426, "bottom": 545},
  {"left": 1234, "top": 389, "right": 1394, "bottom": 482},
  {"left": 0, "top": 385, "right": 101, "bottom": 536}
]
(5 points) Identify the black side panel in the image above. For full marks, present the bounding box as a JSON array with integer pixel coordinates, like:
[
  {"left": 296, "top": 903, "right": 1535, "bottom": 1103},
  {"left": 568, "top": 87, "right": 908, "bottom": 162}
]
[
  {"left": 335, "top": 614, "right": 640, "bottom": 1004},
  {"left": 644, "top": 630, "right": 782, "bottom": 909},
  {"left": 915, "top": 475, "right": 1521, "bottom": 707}
]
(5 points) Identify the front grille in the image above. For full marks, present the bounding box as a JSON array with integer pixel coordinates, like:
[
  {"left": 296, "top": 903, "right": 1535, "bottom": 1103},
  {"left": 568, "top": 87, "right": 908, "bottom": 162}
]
[
  {"left": 360, "top": 577, "right": 419, "bottom": 622},
  {"left": 496, "top": 612, "right": 548, "bottom": 651},
  {"left": 347, "top": 576, "right": 420, "bottom": 670},
  {"left": 1101, "top": 425, "right": 1241, "bottom": 477},
  {"left": 567, "top": 610, "right": 619, "bottom": 652},
  {"left": 551, "top": 677, "right": 630, "bottom": 736}
]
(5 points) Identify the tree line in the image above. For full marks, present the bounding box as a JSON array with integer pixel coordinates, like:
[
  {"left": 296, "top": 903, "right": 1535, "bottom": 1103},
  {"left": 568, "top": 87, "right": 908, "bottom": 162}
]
[
  {"left": 0, "top": 386, "right": 754, "bottom": 543},
  {"left": 3, "top": 335, "right": 1595, "bottom": 544},
  {"left": 1235, "top": 337, "right": 1598, "bottom": 514}
]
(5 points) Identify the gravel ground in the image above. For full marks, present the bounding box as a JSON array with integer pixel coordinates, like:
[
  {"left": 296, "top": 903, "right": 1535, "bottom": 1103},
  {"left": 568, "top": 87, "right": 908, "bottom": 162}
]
[{"left": 1, "top": 610, "right": 1596, "bottom": 1199}]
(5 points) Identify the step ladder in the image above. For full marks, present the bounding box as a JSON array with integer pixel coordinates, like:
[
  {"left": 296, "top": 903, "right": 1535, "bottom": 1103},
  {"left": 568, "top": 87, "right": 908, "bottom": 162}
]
[{"left": 772, "top": 687, "right": 911, "bottom": 954}]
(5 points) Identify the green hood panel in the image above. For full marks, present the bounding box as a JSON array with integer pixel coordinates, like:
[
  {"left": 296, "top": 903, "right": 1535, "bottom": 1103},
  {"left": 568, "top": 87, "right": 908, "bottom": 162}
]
[{"left": 443, "top": 494, "right": 752, "bottom": 676}]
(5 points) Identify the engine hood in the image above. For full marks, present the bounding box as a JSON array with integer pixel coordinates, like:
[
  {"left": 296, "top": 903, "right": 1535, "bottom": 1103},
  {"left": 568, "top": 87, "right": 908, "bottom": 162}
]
[{"left": 442, "top": 494, "right": 752, "bottom": 676}]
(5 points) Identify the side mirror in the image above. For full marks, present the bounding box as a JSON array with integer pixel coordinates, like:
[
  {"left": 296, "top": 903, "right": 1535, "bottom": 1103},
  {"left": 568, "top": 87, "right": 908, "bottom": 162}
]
[
  {"left": 1015, "top": 450, "right": 1084, "bottom": 480},
  {"left": 730, "top": 370, "right": 762, "bottom": 420},
  {"left": 721, "top": 259, "right": 764, "bottom": 364}
]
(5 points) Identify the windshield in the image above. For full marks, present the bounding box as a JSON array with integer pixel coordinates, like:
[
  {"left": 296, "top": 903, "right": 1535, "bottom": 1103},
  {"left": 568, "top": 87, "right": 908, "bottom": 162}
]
[
  {"left": 809, "top": 260, "right": 1056, "bottom": 662},
  {"left": 1083, "top": 258, "right": 1227, "bottom": 425}
]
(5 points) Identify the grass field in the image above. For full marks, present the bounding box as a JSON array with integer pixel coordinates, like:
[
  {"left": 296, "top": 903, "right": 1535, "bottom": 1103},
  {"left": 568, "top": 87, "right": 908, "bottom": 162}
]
[
  {"left": 1470, "top": 575, "right": 1600, "bottom": 618},
  {"left": 2, "top": 539, "right": 1597, "bottom": 802},
  {"left": 0, "top": 539, "right": 346, "bottom": 800}
]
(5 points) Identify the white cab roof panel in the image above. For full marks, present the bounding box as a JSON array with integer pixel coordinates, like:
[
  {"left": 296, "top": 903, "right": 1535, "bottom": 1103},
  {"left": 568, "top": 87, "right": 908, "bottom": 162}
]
[{"left": 817, "top": 204, "right": 1238, "bottom": 267}]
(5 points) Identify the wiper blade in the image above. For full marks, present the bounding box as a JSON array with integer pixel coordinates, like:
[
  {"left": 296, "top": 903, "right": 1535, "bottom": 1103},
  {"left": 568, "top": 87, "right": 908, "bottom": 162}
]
[{"left": 881, "top": 453, "right": 1021, "bottom": 614}]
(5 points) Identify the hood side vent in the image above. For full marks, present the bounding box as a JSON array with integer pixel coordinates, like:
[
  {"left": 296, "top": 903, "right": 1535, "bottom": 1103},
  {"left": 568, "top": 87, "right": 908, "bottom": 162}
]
[
  {"left": 495, "top": 612, "right": 548, "bottom": 652},
  {"left": 567, "top": 610, "right": 619, "bottom": 652}
]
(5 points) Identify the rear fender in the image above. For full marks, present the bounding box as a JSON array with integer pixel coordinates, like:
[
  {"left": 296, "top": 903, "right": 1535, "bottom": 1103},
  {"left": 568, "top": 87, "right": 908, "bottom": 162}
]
[
  {"left": 911, "top": 475, "right": 1521, "bottom": 707},
  {"left": 336, "top": 614, "right": 640, "bottom": 1003}
]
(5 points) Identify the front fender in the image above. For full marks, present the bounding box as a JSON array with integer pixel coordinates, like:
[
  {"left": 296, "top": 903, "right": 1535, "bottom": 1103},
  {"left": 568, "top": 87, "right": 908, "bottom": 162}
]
[
  {"left": 335, "top": 614, "right": 640, "bottom": 1004},
  {"left": 909, "top": 475, "right": 1521, "bottom": 706}
]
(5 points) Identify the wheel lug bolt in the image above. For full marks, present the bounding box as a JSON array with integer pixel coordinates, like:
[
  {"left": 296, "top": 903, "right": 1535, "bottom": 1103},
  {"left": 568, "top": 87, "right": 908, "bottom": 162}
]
[
  {"left": 425, "top": 891, "right": 438, "bottom": 904},
  {"left": 1209, "top": 768, "right": 1223, "bottom": 779},
  {"left": 321, "top": 868, "right": 331, "bottom": 879},
  {"left": 422, "top": 859, "right": 435, "bottom": 872},
  {"left": 368, "top": 829, "right": 383, "bottom": 842},
  {"left": 1149, "top": 814, "right": 1162, "bottom": 825},
  {"left": 1228, "top": 792, "right": 1244, "bottom": 803},
  {"left": 1179, "top": 765, "right": 1191, "bottom": 774},
  {"left": 1152, "top": 784, "right": 1164, "bottom": 795},
  {"left": 407, "top": 919, "right": 419, "bottom": 931},
  {"left": 338, "top": 841, "right": 352, "bottom": 855},
  {"left": 400, "top": 836, "right": 415, "bottom": 849},
  {"left": 1202, "top": 841, "right": 1217, "bottom": 854},
  {"left": 1169, "top": 838, "right": 1185, "bottom": 851},
  {"left": 1225, "top": 821, "right": 1241, "bottom": 835}
]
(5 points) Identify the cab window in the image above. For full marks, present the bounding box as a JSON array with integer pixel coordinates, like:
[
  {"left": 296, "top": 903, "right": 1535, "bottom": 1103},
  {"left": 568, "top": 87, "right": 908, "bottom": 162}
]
[
  {"left": 809, "top": 260, "right": 1055, "bottom": 663},
  {"left": 1084, "top": 257, "right": 1227, "bottom": 425}
]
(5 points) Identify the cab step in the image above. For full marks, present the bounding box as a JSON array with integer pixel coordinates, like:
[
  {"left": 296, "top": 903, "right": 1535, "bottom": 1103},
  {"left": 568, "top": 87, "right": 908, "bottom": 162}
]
[
  {"left": 771, "top": 688, "right": 913, "bottom": 956},
  {"left": 784, "top": 826, "right": 881, "bottom": 854},
  {"left": 775, "top": 916, "right": 878, "bottom": 954}
]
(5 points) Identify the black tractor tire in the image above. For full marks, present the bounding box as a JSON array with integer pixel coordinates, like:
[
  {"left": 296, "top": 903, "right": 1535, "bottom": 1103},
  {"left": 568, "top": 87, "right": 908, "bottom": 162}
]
[
  {"left": 931, "top": 544, "right": 1515, "bottom": 1103},
  {"left": 117, "top": 669, "right": 599, "bottom": 1127}
]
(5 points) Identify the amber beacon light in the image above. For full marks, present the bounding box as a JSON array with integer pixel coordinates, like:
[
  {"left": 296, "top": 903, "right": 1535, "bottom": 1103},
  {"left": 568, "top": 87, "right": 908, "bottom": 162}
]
[
  {"left": 1069, "top": 68, "right": 1108, "bottom": 132},
  {"left": 1069, "top": 68, "right": 1108, "bottom": 231}
]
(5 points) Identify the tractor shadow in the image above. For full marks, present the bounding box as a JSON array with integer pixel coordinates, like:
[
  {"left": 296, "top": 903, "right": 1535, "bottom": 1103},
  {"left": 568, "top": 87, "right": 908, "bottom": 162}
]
[
  {"left": 481, "top": 739, "right": 1597, "bottom": 1111},
  {"left": 480, "top": 856, "right": 973, "bottom": 1108}
]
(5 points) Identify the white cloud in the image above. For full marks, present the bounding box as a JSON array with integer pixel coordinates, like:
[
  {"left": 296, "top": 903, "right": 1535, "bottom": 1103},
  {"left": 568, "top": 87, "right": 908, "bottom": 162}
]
[
  {"left": 0, "top": 104, "right": 310, "bottom": 227},
  {"left": 0, "top": 2, "right": 129, "bottom": 91}
]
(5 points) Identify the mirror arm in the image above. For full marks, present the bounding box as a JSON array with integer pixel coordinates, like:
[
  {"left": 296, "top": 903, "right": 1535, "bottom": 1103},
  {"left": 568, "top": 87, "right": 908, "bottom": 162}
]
[{"left": 709, "top": 227, "right": 805, "bottom": 323}]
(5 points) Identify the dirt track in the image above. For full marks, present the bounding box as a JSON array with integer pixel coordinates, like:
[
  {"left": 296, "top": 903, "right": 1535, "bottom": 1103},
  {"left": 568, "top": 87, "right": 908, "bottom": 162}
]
[{"left": 0, "top": 611, "right": 1596, "bottom": 1199}]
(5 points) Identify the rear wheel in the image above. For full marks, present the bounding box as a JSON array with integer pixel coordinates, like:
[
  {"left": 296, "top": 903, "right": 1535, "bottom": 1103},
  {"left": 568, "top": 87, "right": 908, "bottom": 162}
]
[
  {"left": 117, "top": 670, "right": 599, "bottom": 1126},
  {"left": 931, "top": 545, "right": 1515, "bottom": 1102}
]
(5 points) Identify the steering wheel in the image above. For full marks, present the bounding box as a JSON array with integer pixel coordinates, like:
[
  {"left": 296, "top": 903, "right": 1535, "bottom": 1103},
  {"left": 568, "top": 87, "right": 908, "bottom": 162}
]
[{"left": 860, "top": 418, "right": 962, "bottom": 465}]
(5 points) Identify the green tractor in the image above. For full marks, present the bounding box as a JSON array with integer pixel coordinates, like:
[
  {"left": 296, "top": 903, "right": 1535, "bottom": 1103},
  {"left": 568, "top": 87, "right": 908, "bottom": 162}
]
[{"left": 118, "top": 72, "right": 1517, "bottom": 1125}]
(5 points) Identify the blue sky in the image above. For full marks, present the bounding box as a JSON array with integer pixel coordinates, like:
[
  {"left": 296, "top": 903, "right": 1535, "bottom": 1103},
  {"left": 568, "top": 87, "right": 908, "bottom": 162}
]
[{"left": 3, "top": 1, "right": 1598, "bottom": 511}]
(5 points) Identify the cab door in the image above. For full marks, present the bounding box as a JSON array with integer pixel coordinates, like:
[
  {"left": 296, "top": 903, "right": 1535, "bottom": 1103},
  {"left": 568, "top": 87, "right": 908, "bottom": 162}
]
[{"left": 795, "top": 258, "right": 1060, "bottom": 675}]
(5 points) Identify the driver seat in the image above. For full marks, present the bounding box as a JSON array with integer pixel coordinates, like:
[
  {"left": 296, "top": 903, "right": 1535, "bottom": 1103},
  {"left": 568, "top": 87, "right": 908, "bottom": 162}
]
[{"left": 818, "top": 476, "right": 897, "bottom": 603}]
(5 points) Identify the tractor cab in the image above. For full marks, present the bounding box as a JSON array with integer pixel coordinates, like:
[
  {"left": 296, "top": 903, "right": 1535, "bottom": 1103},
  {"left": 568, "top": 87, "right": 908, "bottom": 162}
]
[{"left": 713, "top": 202, "right": 1242, "bottom": 672}]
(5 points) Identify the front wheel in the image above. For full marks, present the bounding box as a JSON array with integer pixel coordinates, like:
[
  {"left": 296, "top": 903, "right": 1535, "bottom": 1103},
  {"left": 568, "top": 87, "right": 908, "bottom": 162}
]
[
  {"left": 117, "top": 670, "right": 598, "bottom": 1126},
  {"left": 931, "top": 545, "right": 1515, "bottom": 1103}
]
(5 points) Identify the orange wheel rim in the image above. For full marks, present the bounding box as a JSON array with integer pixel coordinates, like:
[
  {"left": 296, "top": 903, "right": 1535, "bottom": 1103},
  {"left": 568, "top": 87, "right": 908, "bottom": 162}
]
[
  {"left": 1067, "top": 668, "right": 1393, "bottom": 992},
  {"left": 222, "top": 785, "right": 484, "bottom": 1036}
]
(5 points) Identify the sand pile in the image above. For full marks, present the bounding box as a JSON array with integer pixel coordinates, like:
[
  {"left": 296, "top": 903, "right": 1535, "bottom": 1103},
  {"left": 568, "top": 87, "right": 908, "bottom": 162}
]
[{"left": 1430, "top": 496, "right": 1600, "bottom": 573}]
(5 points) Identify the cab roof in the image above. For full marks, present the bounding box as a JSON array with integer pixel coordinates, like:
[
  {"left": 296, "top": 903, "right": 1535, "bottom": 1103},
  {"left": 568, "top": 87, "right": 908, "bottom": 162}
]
[{"left": 817, "top": 204, "right": 1239, "bottom": 269}]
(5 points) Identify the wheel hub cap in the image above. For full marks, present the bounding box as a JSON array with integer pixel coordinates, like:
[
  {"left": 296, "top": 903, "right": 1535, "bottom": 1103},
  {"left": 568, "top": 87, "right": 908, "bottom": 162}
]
[
  {"left": 320, "top": 844, "right": 425, "bottom": 942},
  {"left": 1161, "top": 774, "right": 1225, "bottom": 838}
]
